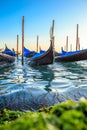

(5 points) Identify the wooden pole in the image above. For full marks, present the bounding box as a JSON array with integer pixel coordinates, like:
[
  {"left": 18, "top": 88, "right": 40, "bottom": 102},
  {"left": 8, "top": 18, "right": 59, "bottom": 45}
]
[
  {"left": 78, "top": 37, "right": 80, "bottom": 50},
  {"left": 36, "top": 35, "right": 39, "bottom": 52},
  {"left": 61, "top": 46, "right": 63, "bottom": 51},
  {"left": 39, "top": 46, "right": 41, "bottom": 51},
  {"left": 51, "top": 20, "right": 54, "bottom": 47},
  {"left": 70, "top": 44, "right": 72, "bottom": 51},
  {"left": 52, "top": 20, "right": 54, "bottom": 37},
  {"left": 66, "top": 36, "right": 68, "bottom": 51},
  {"left": 17, "top": 35, "right": 19, "bottom": 59},
  {"left": 76, "top": 24, "right": 79, "bottom": 51},
  {"left": 22, "top": 16, "right": 24, "bottom": 65},
  {"left": 52, "top": 20, "right": 55, "bottom": 62}
]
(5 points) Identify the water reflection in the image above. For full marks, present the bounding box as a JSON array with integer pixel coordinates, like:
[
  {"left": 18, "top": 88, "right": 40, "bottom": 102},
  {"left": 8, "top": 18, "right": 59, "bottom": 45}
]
[
  {"left": 57, "top": 61, "right": 87, "bottom": 88},
  {"left": 0, "top": 59, "right": 87, "bottom": 95},
  {"left": 0, "top": 59, "right": 87, "bottom": 111},
  {"left": 29, "top": 65, "right": 54, "bottom": 92},
  {"left": 61, "top": 61, "right": 86, "bottom": 74}
]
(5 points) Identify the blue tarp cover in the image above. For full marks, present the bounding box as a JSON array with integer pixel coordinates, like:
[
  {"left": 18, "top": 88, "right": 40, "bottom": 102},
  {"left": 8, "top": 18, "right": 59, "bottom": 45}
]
[
  {"left": 2, "top": 47, "right": 16, "bottom": 56},
  {"left": 24, "top": 47, "right": 30, "bottom": 57},
  {"left": 60, "top": 49, "right": 87, "bottom": 56},
  {"left": 24, "top": 47, "right": 37, "bottom": 58},
  {"left": 32, "top": 50, "right": 45, "bottom": 58}
]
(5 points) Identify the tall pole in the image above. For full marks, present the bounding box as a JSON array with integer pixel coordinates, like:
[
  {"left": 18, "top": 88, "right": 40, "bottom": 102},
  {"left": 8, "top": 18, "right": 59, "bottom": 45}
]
[
  {"left": 22, "top": 16, "right": 24, "bottom": 65},
  {"left": 52, "top": 20, "right": 54, "bottom": 37},
  {"left": 61, "top": 46, "right": 63, "bottom": 51},
  {"left": 76, "top": 24, "right": 79, "bottom": 51},
  {"left": 52, "top": 20, "right": 55, "bottom": 63},
  {"left": 36, "top": 35, "right": 39, "bottom": 52},
  {"left": 17, "top": 34, "right": 19, "bottom": 59},
  {"left": 66, "top": 36, "right": 68, "bottom": 51},
  {"left": 78, "top": 37, "right": 80, "bottom": 50},
  {"left": 52, "top": 20, "right": 54, "bottom": 48},
  {"left": 39, "top": 46, "right": 41, "bottom": 51},
  {"left": 70, "top": 44, "right": 72, "bottom": 51}
]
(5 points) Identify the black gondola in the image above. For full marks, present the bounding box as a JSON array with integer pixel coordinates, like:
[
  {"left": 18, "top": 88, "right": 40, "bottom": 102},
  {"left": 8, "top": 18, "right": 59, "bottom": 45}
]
[
  {"left": 0, "top": 53, "right": 15, "bottom": 63},
  {"left": 27, "top": 41, "right": 54, "bottom": 66},
  {"left": 55, "top": 49, "right": 87, "bottom": 62}
]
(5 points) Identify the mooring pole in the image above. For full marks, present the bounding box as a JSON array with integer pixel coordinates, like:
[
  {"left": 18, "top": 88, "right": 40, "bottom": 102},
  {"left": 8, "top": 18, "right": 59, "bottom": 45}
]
[
  {"left": 22, "top": 16, "right": 24, "bottom": 65},
  {"left": 17, "top": 34, "right": 19, "bottom": 59},
  {"left": 36, "top": 35, "right": 39, "bottom": 52},
  {"left": 76, "top": 24, "right": 79, "bottom": 51},
  {"left": 52, "top": 20, "right": 55, "bottom": 48},
  {"left": 70, "top": 44, "right": 72, "bottom": 51},
  {"left": 39, "top": 46, "right": 41, "bottom": 51},
  {"left": 66, "top": 36, "right": 68, "bottom": 52},
  {"left": 78, "top": 37, "right": 80, "bottom": 50},
  {"left": 51, "top": 20, "right": 55, "bottom": 63}
]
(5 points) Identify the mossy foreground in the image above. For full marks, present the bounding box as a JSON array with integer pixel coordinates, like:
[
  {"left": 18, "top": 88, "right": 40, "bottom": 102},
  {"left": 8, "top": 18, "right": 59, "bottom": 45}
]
[{"left": 0, "top": 100, "right": 87, "bottom": 130}]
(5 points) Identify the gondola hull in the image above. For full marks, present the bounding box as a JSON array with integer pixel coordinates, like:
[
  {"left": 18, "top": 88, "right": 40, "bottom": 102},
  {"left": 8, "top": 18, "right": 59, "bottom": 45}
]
[
  {"left": 28, "top": 42, "right": 54, "bottom": 66},
  {"left": 0, "top": 53, "right": 15, "bottom": 63},
  {"left": 55, "top": 49, "right": 87, "bottom": 62}
]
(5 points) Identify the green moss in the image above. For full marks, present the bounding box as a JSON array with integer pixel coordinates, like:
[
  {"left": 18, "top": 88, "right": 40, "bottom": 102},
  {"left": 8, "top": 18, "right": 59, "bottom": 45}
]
[
  {"left": 0, "top": 112, "right": 60, "bottom": 130},
  {"left": 0, "top": 100, "right": 87, "bottom": 130},
  {"left": 76, "top": 101, "right": 87, "bottom": 116},
  {"left": 0, "top": 109, "right": 23, "bottom": 124},
  {"left": 59, "top": 110, "right": 87, "bottom": 130},
  {"left": 50, "top": 100, "right": 75, "bottom": 117}
]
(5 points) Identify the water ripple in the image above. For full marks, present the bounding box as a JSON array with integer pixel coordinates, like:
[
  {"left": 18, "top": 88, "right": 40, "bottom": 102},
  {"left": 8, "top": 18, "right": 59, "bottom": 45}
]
[{"left": 0, "top": 58, "right": 87, "bottom": 95}]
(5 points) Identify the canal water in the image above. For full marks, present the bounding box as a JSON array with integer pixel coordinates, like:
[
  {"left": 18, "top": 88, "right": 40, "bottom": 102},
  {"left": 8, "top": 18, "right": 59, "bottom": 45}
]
[{"left": 0, "top": 57, "right": 87, "bottom": 111}]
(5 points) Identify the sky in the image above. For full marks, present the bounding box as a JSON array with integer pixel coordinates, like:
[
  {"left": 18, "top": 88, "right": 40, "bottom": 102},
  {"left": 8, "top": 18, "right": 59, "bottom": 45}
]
[{"left": 0, "top": 0, "right": 87, "bottom": 52}]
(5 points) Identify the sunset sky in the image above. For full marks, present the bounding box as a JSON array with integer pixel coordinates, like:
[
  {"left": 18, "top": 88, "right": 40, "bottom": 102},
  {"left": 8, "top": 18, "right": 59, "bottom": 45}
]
[{"left": 0, "top": 0, "right": 87, "bottom": 52}]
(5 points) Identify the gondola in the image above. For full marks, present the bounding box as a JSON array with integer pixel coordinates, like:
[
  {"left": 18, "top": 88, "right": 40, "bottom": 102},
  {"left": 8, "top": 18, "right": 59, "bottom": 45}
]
[
  {"left": 55, "top": 49, "right": 87, "bottom": 62},
  {"left": 0, "top": 46, "right": 15, "bottom": 65},
  {"left": 2, "top": 46, "right": 16, "bottom": 56},
  {"left": 0, "top": 53, "right": 15, "bottom": 63},
  {"left": 27, "top": 41, "right": 54, "bottom": 66}
]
